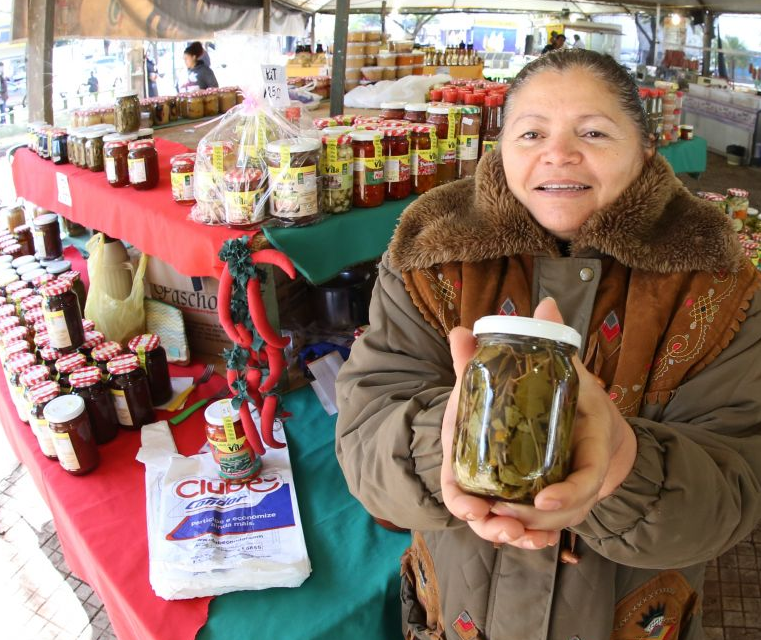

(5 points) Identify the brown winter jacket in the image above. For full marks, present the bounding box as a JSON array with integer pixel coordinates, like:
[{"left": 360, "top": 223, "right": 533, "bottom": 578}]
[{"left": 335, "top": 151, "right": 761, "bottom": 640}]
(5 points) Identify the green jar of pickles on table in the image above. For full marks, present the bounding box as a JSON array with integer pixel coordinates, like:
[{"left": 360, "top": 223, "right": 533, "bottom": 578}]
[{"left": 453, "top": 316, "right": 581, "bottom": 504}]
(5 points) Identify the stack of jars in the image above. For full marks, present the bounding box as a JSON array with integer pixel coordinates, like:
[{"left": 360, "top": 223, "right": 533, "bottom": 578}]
[{"left": 27, "top": 123, "right": 72, "bottom": 166}]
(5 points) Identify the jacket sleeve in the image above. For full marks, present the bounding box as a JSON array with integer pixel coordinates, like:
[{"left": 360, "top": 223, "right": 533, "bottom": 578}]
[
  {"left": 573, "top": 291, "right": 761, "bottom": 568},
  {"left": 335, "top": 254, "right": 459, "bottom": 531}
]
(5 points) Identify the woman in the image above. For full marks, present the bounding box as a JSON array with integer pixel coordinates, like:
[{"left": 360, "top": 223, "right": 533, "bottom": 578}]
[
  {"left": 182, "top": 41, "right": 218, "bottom": 91},
  {"left": 335, "top": 50, "right": 761, "bottom": 639}
]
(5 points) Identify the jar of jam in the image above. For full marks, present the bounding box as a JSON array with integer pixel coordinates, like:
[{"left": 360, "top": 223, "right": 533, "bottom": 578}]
[
  {"left": 128, "top": 333, "right": 172, "bottom": 406},
  {"left": 24, "top": 308, "right": 44, "bottom": 332},
  {"left": 2, "top": 344, "right": 30, "bottom": 382},
  {"left": 204, "top": 399, "right": 262, "bottom": 481},
  {"left": 32, "top": 272, "right": 56, "bottom": 291},
  {"left": 3, "top": 326, "right": 31, "bottom": 353},
  {"left": 381, "top": 127, "right": 411, "bottom": 201},
  {"left": 32, "top": 213, "right": 63, "bottom": 260},
  {"left": 79, "top": 330, "right": 105, "bottom": 363},
  {"left": 33, "top": 330, "right": 50, "bottom": 353},
  {"left": 427, "top": 105, "right": 460, "bottom": 186},
  {"left": 8, "top": 352, "right": 36, "bottom": 421},
  {"left": 128, "top": 140, "right": 160, "bottom": 190},
  {"left": 313, "top": 117, "right": 338, "bottom": 130},
  {"left": 137, "top": 127, "right": 154, "bottom": 141},
  {"left": 103, "top": 133, "right": 137, "bottom": 188},
  {"left": 457, "top": 106, "right": 481, "bottom": 179},
  {"left": 5, "top": 279, "right": 27, "bottom": 298},
  {"left": 114, "top": 91, "right": 141, "bottom": 134},
  {"left": 264, "top": 139, "right": 322, "bottom": 226},
  {"left": 170, "top": 153, "right": 196, "bottom": 205},
  {"left": 223, "top": 168, "right": 266, "bottom": 228},
  {"left": 84, "top": 130, "right": 107, "bottom": 172},
  {"left": 404, "top": 103, "right": 428, "bottom": 124},
  {"left": 0, "top": 316, "right": 20, "bottom": 337},
  {"left": 21, "top": 269, "right": 46, "bottom": 286},
  {"left": 4, "top": 205, "right": 26, "bottom": 236},
  {"left": 195, "top": 141, "right": 235, "bottom": 204},
  {"left": 218, "top": 88, "right": 237, "bottom": 113},
  {"left": 55, "top": 351, "right": 87, "bottom": 392},
  {"left": 41, "top": 279, "right": 84, "bottom": 353},
  {"left": 21, "top": 294, "right": 43, "bottom": 320},
  {"left": 10, "top": 288, "right": 33, "bottom": 316},
  {"left": 51, "top": 129, "right": 69, "bottom": 165},
  {"left": 40, "top": 346, "right": 63, "bottom": 376},
  {"left": 186, "top": 92, "right": 204, "bottom": 119},
  {"left": 167, "top": 96, "right": 179, "bottom": 120},
  {"left": 153, "top": 99, "right": 170, "bottom": 126},
  {"left": 91, "top": 340, "right": 122, "bottom": 380},
  {"left": 203, "top": 90, "right": 219, "bottom": 117},
  {"left": 58, "top": 270, "right": 86, "bottom": 314},
  {"left": 321, "top": 134, "right": 353, "bottom": 214},
  {"left": 29, "top": 380, "right": 60, "bottom": 459},
  {"left": 70, "top": 366, "right": 119, "bottom": 445},
  {"left": 0, "top": 272, "right": 19, "bottom": 295},
  {"left": 20, "top": 364, "right": 50, "bottom": 424},
  {"left": 43, "top": 395, "right": 100, "bottom": 475},
  {"left": 351, "top": 131, "right": 385, "bottom": 208},
  {"left": 13, "top": 224, "right": 35, "bottom": 257},
  {"left": 82, "top": 318, "right": 95, "bottom": 333},
  {"left": 107, "top": 354, "right": 155, "bottom": 430},
  {"left": 380, "top": 102, "right": 406, "bottom": 120},
  {"left": 68, "top": 129, "right": 85, "bottom": 167}
]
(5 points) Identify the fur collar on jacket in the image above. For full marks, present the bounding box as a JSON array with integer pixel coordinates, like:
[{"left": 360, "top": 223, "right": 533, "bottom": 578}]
[{"left": 389, "top": 151, "right": 744, "bottom": 274}]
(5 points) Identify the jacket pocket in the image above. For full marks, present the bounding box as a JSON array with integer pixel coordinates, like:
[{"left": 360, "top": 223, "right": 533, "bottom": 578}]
[
  {"left": 401, "top": 532, "right": 445, "bottom": 640},
  {"left": 610, "top": 570, "right": 700, "bottom": 640}
]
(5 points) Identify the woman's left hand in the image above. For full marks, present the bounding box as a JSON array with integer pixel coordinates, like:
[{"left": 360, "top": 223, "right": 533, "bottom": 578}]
[{"left": 440, "top": 298, "right": 638, "bottom": 550}]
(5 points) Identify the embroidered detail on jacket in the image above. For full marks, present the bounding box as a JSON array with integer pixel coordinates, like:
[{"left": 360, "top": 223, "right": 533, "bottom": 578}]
[
  {"left": 499, "top": 297, "right": 517, "bottom": 316},
  {"left": 452, "top": 611, "right": 483, "bottom": 640},
  {"left": 422, "top": 269, "right": 459, "bottom": 333}
]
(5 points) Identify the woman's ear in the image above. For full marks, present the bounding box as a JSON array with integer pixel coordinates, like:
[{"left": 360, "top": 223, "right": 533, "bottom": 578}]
[{"left": 644, "top": 133, "right": 656, "bottom": 160}]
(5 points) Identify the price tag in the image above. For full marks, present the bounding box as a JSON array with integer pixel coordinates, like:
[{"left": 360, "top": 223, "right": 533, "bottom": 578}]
[
  {"left": 56, "top": 172, "right": 72, "bottom": 206},
  {"left": 261, "top": 64, "right": 290, "bottom": 108}
]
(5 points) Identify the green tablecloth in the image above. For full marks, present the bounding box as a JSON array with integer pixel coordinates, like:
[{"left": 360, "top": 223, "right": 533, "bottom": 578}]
[
  {"left": 658, "top": 136, "right": 707, "bottom": 176},
  {"left": 198, "top": 385, "right": 410, "bottom": 640},
  {"left": 263, "top": 196, "right": 414, "bottom": 284}
]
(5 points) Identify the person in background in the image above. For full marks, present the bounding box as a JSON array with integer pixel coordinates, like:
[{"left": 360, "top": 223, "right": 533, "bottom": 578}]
[
  {"left": 541, "top": 31, "right": 557, "bottom": 54},
  {"left": 145, "top": 54, "right": 159, "bottom": 97},
  {"left": 182, "top": 41, "right": 218, "bottom": 91},
  {"left": 0, "top": 62, "right": 8, "bottom": 124},
  {"left": 553, "top": 33, "right": 567, "bottom": 50},
  {"left": 86, "top": 71, "right": 99, "bottom": 94},
  {"left": 573, "top": 34, "right": 586, "bottom": 49}
]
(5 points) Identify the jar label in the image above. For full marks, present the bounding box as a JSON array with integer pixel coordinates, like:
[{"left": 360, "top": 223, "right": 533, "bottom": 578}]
[
  {"left": 447, "top": 109, "right": 458, "bottom": 140},
  {"left": 111, "top": 389, "right": 133, "bottom": 426},
  {"left": 220, "top": 400, "right": 238, "bottom": 444},
  {"left": 195, "top": 170, "right": 214, "bottom": 202},
  {"left": 355, "top": 159, "right": 384, "bottom": 186},
  {"left": 270, "top": 165, "right": 318, "bottom": 218},
  {"left": 44, "top": 309, "right": 73, "bottom": 349},
  {"left": 52, "top": 432, "right": 80, "bottom": 471},
  {"left": 457, "top": 135, "right": 479, "bottom": 161},
  {"left": 481, "top": 139, "right": 498, "bottom": 155},
  {"left": 136, "top": 345, "right": 147, "bottom": 371},
  {"left": 411, "top": 150, "right": 436, "bottom": 176},
  {"left": 128, "top": 157, "right": 147, "bottom": 184},
  {"left": 224, "top": 189, "right": 264, "bottom": 224},
  {"left": 212, "top": 444, "right": 260, "bottom": 480},
  {"left": 171, "top": 172, "right": 194, "bottom": 201},
  {"left": 212, "top": 145, "right": 226, "bottom": 173},
  {"left": 384, "top": 154, "right": 410, "bottom": 183},
  {"left": 324, "top": 160, "right": 352, "bottom": 191},
  {"left": 437, "top": 139, "right": 456, "bottom": 165},
  {"left": 105, "top": 157, "right": 117, "bottom": 182},
  {"left": 31, "top": 417, "right": 56, "bottom": 457}
]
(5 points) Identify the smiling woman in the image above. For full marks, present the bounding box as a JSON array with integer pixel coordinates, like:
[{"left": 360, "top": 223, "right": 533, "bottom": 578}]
[{"left": 335, "top": 49, "right": 761, "bottom": 640}]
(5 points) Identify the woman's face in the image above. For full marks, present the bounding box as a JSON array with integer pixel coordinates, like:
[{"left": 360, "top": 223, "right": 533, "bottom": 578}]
[
  {"left": 183, "top": 53, "right": 196, "bottom": 69},
  {"left": 501, "top": 68, "right": 653, "bottom": 240}
]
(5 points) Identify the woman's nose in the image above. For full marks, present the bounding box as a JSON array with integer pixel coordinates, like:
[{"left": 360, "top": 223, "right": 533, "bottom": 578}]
[{"left": 541, "top": 133, "right": 582, "bottom": 165}]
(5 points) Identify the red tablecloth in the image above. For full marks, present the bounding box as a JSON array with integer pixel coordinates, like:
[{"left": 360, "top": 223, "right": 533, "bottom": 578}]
[
  {"left": 1, "top": 362, "right": 222, "bottom": 640},
  {"left": 11, "top": 140, "right": 250, "bottom": 278}
]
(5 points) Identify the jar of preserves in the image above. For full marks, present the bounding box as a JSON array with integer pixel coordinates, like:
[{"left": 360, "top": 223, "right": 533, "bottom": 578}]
[
  {"left": 114, "top": 91, "right": 141, "bottom": 134},
  {"left": 265, "top": 139, "right": 322, "bottom": 226},
  {"left": 108, "top": 354, "right": 155, "bottom": 429},
  {"left": 20, "top": 294, "right": 43, "bottom": 319},
  {"left": 39, "top": 346, "right": 62, "bottom": 374},
  {"left": 404, "top": 103, "right": 428, "bottom": 124},
  {"left": 29, "top": 380, "right": 60, "bottom": 459},
  {"left": 33, "top": 330, "right": 49, "bottom": 353},
  {"left": 84, "top": 130, "right": 106, "bottom": 172},
  {"left": 55, "top": 351, "right": 87, "bottom": 392},
  {"left": 350, "top": 131, "right": 385, "bottom": 208},
  {"left": 22, "top": 268, "right": 46, "bottom": 286},
  {"left": 103, "top": 133, "right": 137, "bottom": 188},
  {"left": 82, "top": 318, "right": 95, "bottom": 333},
  {"left": 170, "top": 153, "right": 196, "bottom": 205},
  {"left": 153, "top": 99, "right": 170, "bottom": 126},
  {"left": 20, "top": 364, "right": 50, "bottom": 423},
  {"left": 92, "top": 340, "right": 122, "bottom": 380},
  {"left": 204, "top": 399, "right": 262, "bottom": 481},
  {"left": 24, "top": 303, "right": 44, "bottom": 325},
  {"left": 223, "top": 168, "right": 266, "bottom": 228},
  {"left": 453, "top": 316, "right": 581, "bottom": 503},
  {"left": 381, "top": 127, "right": 411, "bottom": 201},
  {"left": 57, "top": 271, "right": 85, "bottom": 314},
  {"left": 167, "top": 97, "right": 179, "bottom": 121},
  {"left": 70, "top": 366, "right": 119, "bottom": 445},
  {"left": 51, "top": 130, "right": 69, "bottom": 165},
  {"left": 186, "top": 92, "right": 205, "bottom": 119},
  {"left": 13, "top": 224, "right": 35, "bottom": 257},
  {"left": 37, "top": 126, "right": 51, "bottom": 159},
  {"left": 8, "top": 352, "right": 36, "bottom": 422},
  {"left": 128, "top": 333, "right": 172, "bottom": 406},
  {"left": 0, "top": 316, "right": 20, "bottom": 337},
  {"left": 136, "top": 127, "right": 154, "bottom": 141},
  {"left": 313, "top": 117, "right": 338, "bottom": 130},
  {"left": 726, "top": 188, "right": 750, "bottom": 220},
  {"left": 3, "top": 326, "right": 31, "bottom": 354},
  {"left": 321, "top": 133, "right": 353, "bottom": 214},
  {"left": 40, "top": 279, "right": 84, "bottom": 353},
  {"left": 3, "top": 344, "right": 30, "bottom": 377},
  {"left": 195, "top": 141, "right": 235, "bottom": 204},
  {"left": 43, "top": 395, "right": 99, "bottom": 475},
  {"left": 32, "top": 213, "right": 63, "bottom": 260},
  {"left": 80, "top": 110, "right": 101, "bottom": 127},
  {"left": 457, "top": 106, "right": 481, "bottom": 179},
  {"left": 10, "top": 288, "right": 33, "bottom": 316},
  {"left": 427, "top": 105, "right": 459, "bottom": 186},
  {"left": 218, "top": 88, "right": 237, "bottom": 113},
  {"left": 0, "top": 271, "right": 19, "bottom": 295},
  {"left": 127, "top": 140, "right": 160, "bottom": 190},
  {"left": 480, "top": 94, "right": 503, "bottom": 158},
  {"left": 4, "top": 205, "right": 26, "bottom": 235},
  {"left": 380, "top": 101, "right": 406, "bottom": 120},
  {"left": 203, "top": 90, "right": 219, "bottom": 117},
  {"left": 0, "top": 301, "right": 16, "bottom": 321},
  {"left": 79, "top": 330, "right": 105, "bottom": 363},
  {"left": 5, "top": 279, "right": 27, "bottom": 297}
]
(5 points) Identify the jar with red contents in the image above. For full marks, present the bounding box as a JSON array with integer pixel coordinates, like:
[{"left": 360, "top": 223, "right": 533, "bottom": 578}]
[
  {"left": 91, "top": 340, "right": 122, "bottom": 381},
  {"left": 39, "top": 346, "right": 62, "bottom": 374},
  {"left": 82, "top": 318, "right": 95, "bottom": 333},
  {"left": 103, "top": 133, "right": 137, "bottom": 188},
  {"left": 410, "top": 125, "right": 438, "bottom": 195},
  {"left": 127, "top": 139, "right": 159, "bottom": 190},
  {"left": 107, "top": 354, "right": 155, "bottom": 430},
  {"left": 70, "top": 366, "right": 119, "bottom": 445},
  {"left": 41, "top": 279, "right": 84, "bottom": 353},
  {"left": 381, "top": 127, "right": 411, "bottom": 201},
  {"left": 43, "top": 395, "right": 99, "bottom": 476},
  {"left": 14, "top": 225, "right": 35, "bottom": 257},
  {"left": 3, "top": 326, "right": 32, "bottom": 353},
  {"left": 33, "top": 330, "right": 50, "bottom": 354},
  {"left": 79, "top": 330, "right": 105, "bottom": 363},
  {"left": 0, "top": 316, "right": 20, "bottom": 338},
  {"left": 380, "top": 102, "right": 406, "bottom": 120},
  {"left": 56, "top": 351, "right": 87, "bottom": 393},
  {"left": 20, "top": 364, "right": 50, "bottom": 424},
  {"left": 170, "top": 153, "right": 196, "bottom": 205},
  {"left": 10, "top": 288, "right": 34, "bottom": 317},
  {"left": 404, "top": 103, "right": 428, "bottom": 124},
  {"left": 128, "top": 333, "right": 172, "bottom": 406},
  {"left": 350, "top": 131, "right": 385, "bottom": 208},
  {"left": 29, "top": 380, "right": 60, "bottom": 459},
  {"left": 427, "top": 105, "right": 460, "bottom": 186},
  {"left": 8, "top": 352, "right": 36, "bottom": 421}
]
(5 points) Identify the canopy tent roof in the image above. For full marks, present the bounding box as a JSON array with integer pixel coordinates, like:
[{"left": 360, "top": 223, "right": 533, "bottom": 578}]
[{"left": 281, "top": 0, "right": 761, "bottom": 14}]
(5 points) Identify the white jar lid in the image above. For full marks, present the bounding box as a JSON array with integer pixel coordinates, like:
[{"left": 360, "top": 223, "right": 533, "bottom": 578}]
[
  {"left": 43, "top": 394, "right": 85, "bottom": 423},
  {"left": 204, "top": 398, "right": 240, "bottom": 426},
  {"left": 347, "top": 130, "right": 382, "bottom": 142},
  {"left": 12, "top": 255, "right": 37, "bottom": 269},
  {"left": 265, "top": 138, "right": 321, "bottom": 154},
  {"left": 380, "top": 101, "right": 406, "bottom": 109},
  {"left": 473, "top": 315, "right": 581, "bottom": 349},
  {"left": 404, "top": 103, "right": 428, "bottom": 112}
]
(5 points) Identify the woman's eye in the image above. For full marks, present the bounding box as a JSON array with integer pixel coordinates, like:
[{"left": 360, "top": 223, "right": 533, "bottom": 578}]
[
  {"left": 583, "top": 130, "right": 607, "bottom": 138},
  {"left": 520, "top": 131, "right": 540, "bottom": 140}
]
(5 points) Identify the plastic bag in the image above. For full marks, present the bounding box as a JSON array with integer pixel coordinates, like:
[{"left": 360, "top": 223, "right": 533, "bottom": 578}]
[
  {"left": 190, "top": 33, "right": 323, "bottom": 229},
  {"left": 343, "top": 73, "right": 451, "bottom": 108},
  {"left": 136, "top": 418, "right": 311, "bottom": 600},
  {"left": 84, "top": 232, "right": 148, "bottom": 344}
]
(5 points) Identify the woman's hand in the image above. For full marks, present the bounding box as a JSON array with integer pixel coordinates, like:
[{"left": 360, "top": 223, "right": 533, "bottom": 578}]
[{"left": 439, "top": 298, "right": 638, "bottom": 549}]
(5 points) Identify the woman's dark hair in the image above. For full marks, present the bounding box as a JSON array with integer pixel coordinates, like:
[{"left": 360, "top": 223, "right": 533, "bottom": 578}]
[
  {"left": 184, "top": 41, "right": 204, "bottom": 60},
  {"left": 505, "top": 49, "right": 652, "bottom": 147}
]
